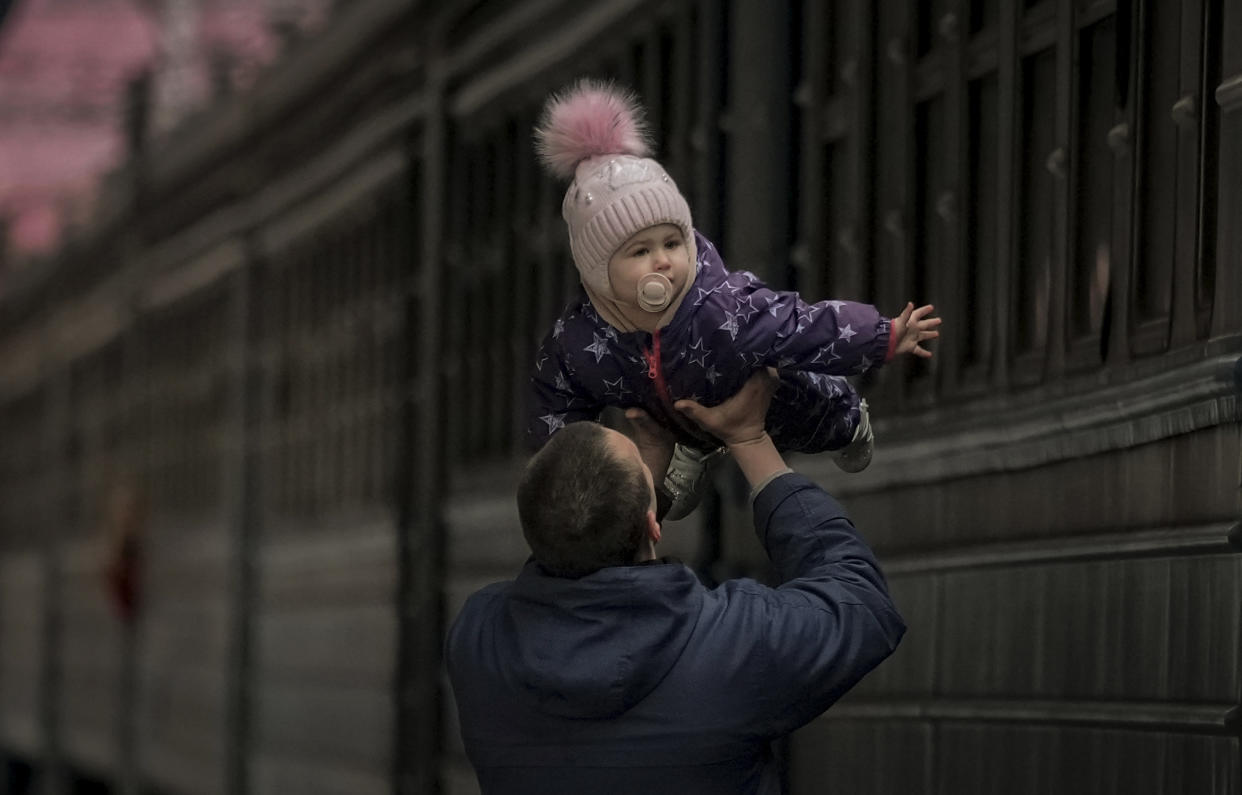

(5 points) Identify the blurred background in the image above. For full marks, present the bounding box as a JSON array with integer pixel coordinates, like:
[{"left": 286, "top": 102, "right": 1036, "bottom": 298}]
[{"left": 0, "top": 0, "right": 1238, "bottom": 793}]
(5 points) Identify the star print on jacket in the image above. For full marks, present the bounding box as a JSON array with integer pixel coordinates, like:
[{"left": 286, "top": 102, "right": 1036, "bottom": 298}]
[
  {"left": 584, "top": 333, "right": 611, "bottom": 363},
  {"left": 693, "top": 284, "right": 722, "bottom": 306},
  {"left": 526, "top": 230, "right": 892, "bottom": 452},
  {"left": 686, "top": 337, "right": 711, "bottom": 368},
  {"left": 735, "top": 295, "right": 760, "bottom": 321},
  {"left": 603, "top": 377, "right": 631, "bottom": 400},
  {"left": 539, "top": 413, "right": 567, "bottom": 433}
]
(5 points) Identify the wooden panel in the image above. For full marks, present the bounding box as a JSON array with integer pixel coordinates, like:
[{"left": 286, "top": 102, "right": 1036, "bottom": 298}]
[
  {"left": 0, "top": 390, "right": 50, "bottom": 551},
  {"left": 140, "top": 667, "right": 229, "bottom": 795},
  {"left": 1066, "top": 11, "right": 1118, "bottom": 369},
  {"left": 690, "top": 0, "right": 726, "bottom": 240},
  {"left": 1213, "top": 0, "right": 1242, "bottom": 336},
  {"left": 259, "top": 188, "right": 407, "bottom": 522},
  {"left": 252, "top": 684, "right": 391, "bottom": 771},
  {"left": 1162, "top": 732, "right": 1242, "bottom": 793},
  {"left": 934, "top": 725, "right": 1239, "bottom": 795},
  {"left": 1193, "top": 0, "right": 1223, "bottom": 341},
  {"left": 441, "top": 130, "right": 471, "bottom": 472},
  {"left": 134, "top": 292, "right": 229, "bottom": 520},
  {"left": 1010, "top": 41, "right": 1056, "bottom": 383},
  {"left": 789, "top": 720, "right": 931, "bottom": 794},
  {"left": 959, "top": 69, "right": 1000, "bottom": 387},
  {"left": 1130, "top": 0, "right": 1183, "bottom": 354},
  {"left": 444, "top": 466, "right": 528, "bottom": 577},
  {"left": 1168, "top": 0, "right": 1207, "bottom": 349},
  {"left": 56, "top": 538, "right": 123, "bottom": 776},
  {"left": 911, "top": 91, "right": 947, "bottom": 396},
  {"left": 926, "top": 553, "right": 1240, "bottom": 702},
  {"left": 989, "top": 0, "right": 1020, "bottom": 386},
  {"left": 137, "top": 523, "right": 232, "bottom": 795},
  {"left": 850, "top": 576, "right": 939, "bottom": 696},
  {"left": 0, "top": 553, "right": 46, "bottom": 754},
  {"left": 795, "top": 0, "right": 872, "bottom": 303},
  {"left": 251, "top": 523, "right": 396, "bottom": 793},
  {"left": 790, "top": 722, "right": 1238, "bottom": 795},
  {"left": 256, "top": 604, "right": 394, "bottom": 681},
  {"left": 970, "top": 0, "right": 1000, "bottom": 34},
  {"left": 835, "top": 423, "right": 1242, "bottom": 552},
  {"left": 250, "top": 753, "right": 387, "bottom": 795},
  {"left": 67, "top": 341, "right": 127, "bottom": 539},
  {"left": 872, "top": 0, "right": 915, "bottom": 408},
  {"left": 724, "top": 0, "right": 793, "bottom": 279}
]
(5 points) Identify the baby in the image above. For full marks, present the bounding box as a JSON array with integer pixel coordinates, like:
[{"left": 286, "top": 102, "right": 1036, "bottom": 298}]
[{"left": 527, "top": 80, "right": 939, "bottom": 518}]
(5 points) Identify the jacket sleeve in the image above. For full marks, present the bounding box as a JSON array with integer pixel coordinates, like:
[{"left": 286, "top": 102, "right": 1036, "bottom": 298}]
[
  {"left": 726, "top": 282, "right": 892, "bottom": 375},
  {"left": 722, "top": 472, "right": 905, "bottom": 737},
  {"left": 525, "top": 333, "right": 605, "bottom": 450}
]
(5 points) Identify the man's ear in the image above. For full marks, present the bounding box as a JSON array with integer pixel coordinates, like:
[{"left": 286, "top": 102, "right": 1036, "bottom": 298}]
[{"left": 646, "top": 510, "right": 661, "bottom": 545}]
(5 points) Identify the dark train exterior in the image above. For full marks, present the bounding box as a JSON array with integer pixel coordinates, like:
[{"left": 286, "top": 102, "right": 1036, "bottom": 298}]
[{"left": 0, "top": 1, "right": 1238, "bottom": 793}]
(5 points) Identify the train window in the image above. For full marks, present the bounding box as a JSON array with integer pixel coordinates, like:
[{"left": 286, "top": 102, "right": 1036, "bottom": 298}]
[
  {"left": 1195, "top": 0, "right": 1222, "bottom": 339},
  {"left": 917, "top": 0, "right": 952, "bottom": 59},
  {"left": 0, "top": 391, "right": 45, "bottom": 549},
  {"left": 1068, "top": 15, "right": 1116, "bottom": 356},
  {"left": 964, "top": 73, "right": 999, "bottom": 377},
  {"left": 1132, "top": 0, "right": 1181, "bottom": 351},
  {"left": 1013, "top": 47, "right": 1055, "bottom": 371},
  {"left": 970, "top": 0, "right": 999, "bottom": 35},
  {"left": 255, "top": 183, "right": 411, "bottom": 519}
]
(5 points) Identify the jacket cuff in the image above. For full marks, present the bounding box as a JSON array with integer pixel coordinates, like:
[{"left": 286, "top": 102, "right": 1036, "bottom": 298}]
[
  {"left": 884, "top": 318, "right": 898, "bottom": 362},
  {"left": 748, "top": 467, "right": 794, "bottom": 505}
]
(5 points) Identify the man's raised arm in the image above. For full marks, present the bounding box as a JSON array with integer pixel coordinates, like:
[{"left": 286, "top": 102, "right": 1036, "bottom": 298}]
[{"left": 676, "top": 370, "right": 906, "bottom": 736}]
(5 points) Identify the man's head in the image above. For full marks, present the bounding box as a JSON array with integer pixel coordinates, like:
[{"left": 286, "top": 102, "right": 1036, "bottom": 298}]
[
  {"left": 534, "top": 79, "right": 698, "bottom": 330},
  {"left": 517, "top": 422, "right": 660, "bottom": 578}
]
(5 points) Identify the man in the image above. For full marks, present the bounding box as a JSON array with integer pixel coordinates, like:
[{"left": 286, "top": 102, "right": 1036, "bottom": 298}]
[{"left": 446, "top": 371, "right": 905, "bottom": 794}]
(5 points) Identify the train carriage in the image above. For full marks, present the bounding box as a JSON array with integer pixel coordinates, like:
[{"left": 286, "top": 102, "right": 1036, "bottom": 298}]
[{"left": 0, "top": 1, "right": 1238, "bottom": 793}]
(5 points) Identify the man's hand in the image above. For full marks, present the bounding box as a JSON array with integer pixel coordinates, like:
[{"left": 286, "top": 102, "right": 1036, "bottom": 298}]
[
  {"left": 674, "top": 369, "right": 778, "bottom": 445},
  {"left": 624, "top": 407, "right": 675, "bottom": 480},
  {"left": 676, "top": 369, "right": 787, "bottom": 494},
  {"left": 891, "top": 302, "right": 941, "bottom": 359}
]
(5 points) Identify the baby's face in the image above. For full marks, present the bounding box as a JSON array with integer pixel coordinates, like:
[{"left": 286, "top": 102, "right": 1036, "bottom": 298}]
[{"left": 607, "top": 224, "right": 692, "bottom": 310}]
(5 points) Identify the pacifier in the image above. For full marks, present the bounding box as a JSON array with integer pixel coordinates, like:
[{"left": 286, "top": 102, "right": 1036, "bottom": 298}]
[{"left": 636, "top": 273, "right": 674, "bottom": 313}]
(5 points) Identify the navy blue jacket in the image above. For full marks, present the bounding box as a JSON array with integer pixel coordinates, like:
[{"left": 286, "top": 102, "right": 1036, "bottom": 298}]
[{"left": 446, "top": 474, "right": 906, "bottom": 794}]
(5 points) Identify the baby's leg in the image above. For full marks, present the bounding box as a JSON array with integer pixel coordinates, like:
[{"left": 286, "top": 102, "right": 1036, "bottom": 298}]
[{"left": 765, "top": 371, "right": 861, "bottom": 454}]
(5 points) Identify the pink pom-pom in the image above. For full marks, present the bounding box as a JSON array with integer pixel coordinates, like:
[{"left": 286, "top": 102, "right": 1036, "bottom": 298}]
[{"left": 535, "top": 79, "right": 652, "bottom": 179}]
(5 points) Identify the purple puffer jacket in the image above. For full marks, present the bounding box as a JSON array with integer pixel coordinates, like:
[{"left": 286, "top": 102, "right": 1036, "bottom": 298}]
[{"left": 527, "top": 231, "right": 892, "bottom": 453}]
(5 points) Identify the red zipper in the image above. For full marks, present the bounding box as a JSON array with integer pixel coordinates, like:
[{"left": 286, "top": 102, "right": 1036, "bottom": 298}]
[
  {"left": 642, "top": 328, "right": 676, "bottom": 413},
  {"left": 641, "top": 329, "right": 715, "bottom": 446}
]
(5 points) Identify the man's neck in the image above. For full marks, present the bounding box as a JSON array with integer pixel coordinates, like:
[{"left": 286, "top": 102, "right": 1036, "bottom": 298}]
[{"left": 633, "top": 540, "right": 658, "bottom": 563}]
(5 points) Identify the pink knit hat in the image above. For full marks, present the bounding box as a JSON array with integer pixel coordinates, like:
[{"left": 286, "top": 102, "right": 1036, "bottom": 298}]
[{"left": 535, "top": 80, "right": 697, "bottom": 327}]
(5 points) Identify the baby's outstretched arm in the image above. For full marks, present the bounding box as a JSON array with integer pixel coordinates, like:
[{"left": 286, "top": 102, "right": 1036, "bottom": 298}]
[{"left": 889, "top": 302, "right": 942, "bottom": 359}]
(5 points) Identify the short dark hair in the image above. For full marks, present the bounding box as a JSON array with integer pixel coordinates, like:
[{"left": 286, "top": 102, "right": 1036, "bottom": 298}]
[{"left": 517, "top": 422, "right": 651, "bottom": 578}]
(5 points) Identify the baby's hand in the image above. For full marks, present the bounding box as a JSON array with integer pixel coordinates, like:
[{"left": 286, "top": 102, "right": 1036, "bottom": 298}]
[{"left": 892, "top": 302, "right": 941, "bottom": 359}]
